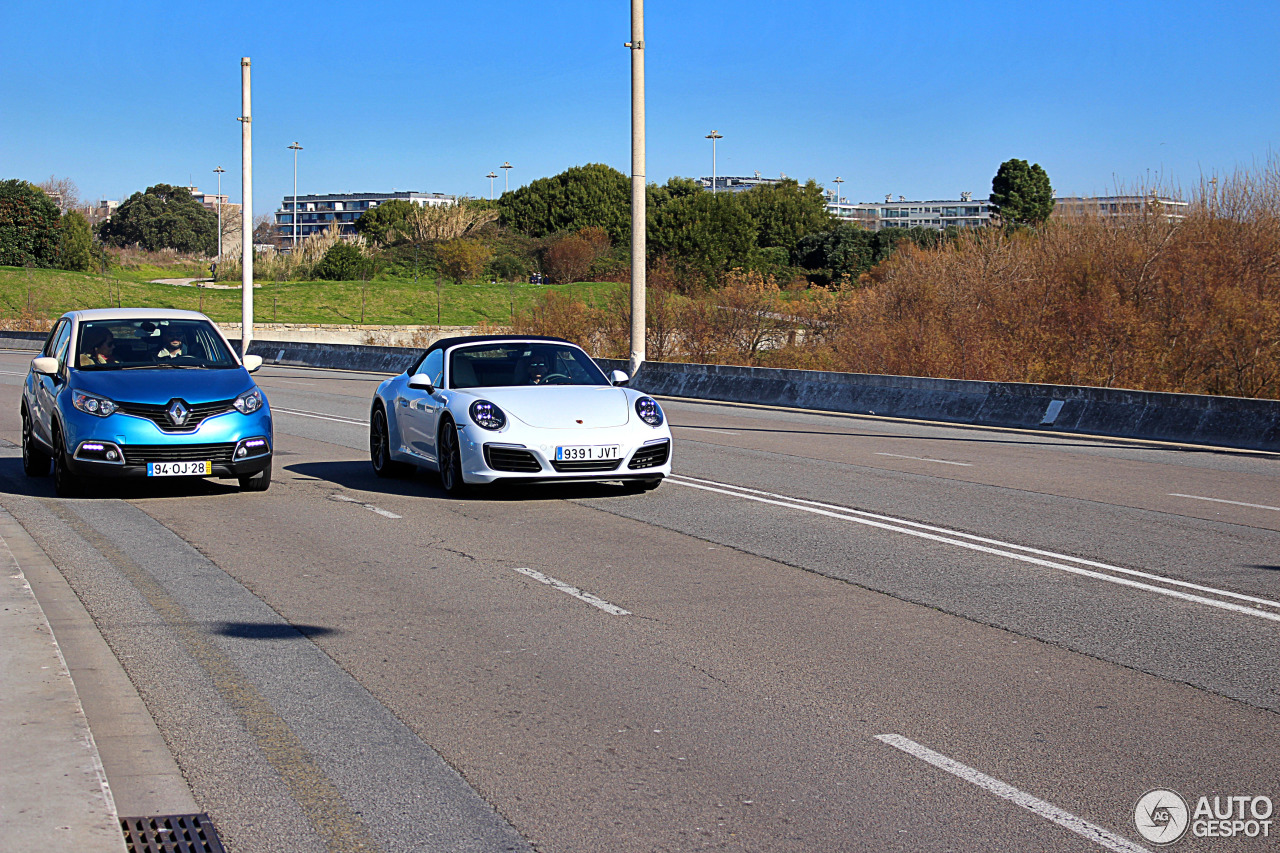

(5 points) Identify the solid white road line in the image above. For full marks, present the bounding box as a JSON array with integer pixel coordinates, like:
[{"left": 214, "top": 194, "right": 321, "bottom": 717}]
[
  {"left": 675, "top": 426, "right": 741, "bottom": 436},
  {"left": 274, "top": 407, "right": 369, "bottom": 427},
  {"left": 875, "top": 734, "right": 1154, "bottom": 853},
  {"left": 876, "top": 452, "right": 973, "bottom": 467},
  {"left": 1169, "top": 493, "right": 1280, "bottom": 512},
  {"left": 668, "top": 475, "right": 1280, "bottom": 623},
  {"left": 512, "top": 568, "right": 631, "bottom": 616},
  {"left": 330, "top": 494, "right": 401, "bottom": 519}
]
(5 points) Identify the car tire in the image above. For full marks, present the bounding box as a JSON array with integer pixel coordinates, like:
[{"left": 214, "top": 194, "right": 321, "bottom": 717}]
[
  {"left": 624, "top": 477, "right": 663, "bottom": 493},
  {"left": 438, "top": 419, "right": 469, "bottom": 497},
  {"left": 52, "top": 426, "right": 82, "bottom": 498},
  {"left": 239, "top": 460, "right": 272, "bottom": 492},
  {"left": 370, "top": 407, "right": 409, "bottom": 478},
  {"left": 22, "top": 409, "right": 50, "bottom": 477}
]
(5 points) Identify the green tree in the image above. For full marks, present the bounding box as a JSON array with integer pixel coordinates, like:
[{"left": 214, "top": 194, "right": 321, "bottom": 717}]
[
  {"left": 98, "top": 183, "right": 217, "bottom": 253},
  {"left": 437, "top": 238, "right": 493, "bottom": 285},
  {"left": 58, "top": 210, "right": 95, "bottom": 272},
  {"left": 646, "top": 176, "right": 703, "bottom": 210},
  {"left": 648, "top": 190, "right": 758, "bottom": 283},
  {"left": 0, "top": 179, "right": 61, "bottom": 267},
  {"left": 989, "top": 159, "right": 1055, "bottom": 227},
  {"left": 313, "top": 242, "right": 368, "bottom": 280},
  {"left": 353, "top": 198, "right": 415, "bottom": 246},
  {"left": 739, "top": 178, "right": 834, "bottom": 251},
  {"left": 499, "top": 164, "right": 631, "bottom": 245}
]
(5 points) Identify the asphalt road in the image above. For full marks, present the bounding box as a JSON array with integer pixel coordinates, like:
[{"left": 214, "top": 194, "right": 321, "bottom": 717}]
[{"left": 1, "top": 350, "right": 1278, "bottom": 852}]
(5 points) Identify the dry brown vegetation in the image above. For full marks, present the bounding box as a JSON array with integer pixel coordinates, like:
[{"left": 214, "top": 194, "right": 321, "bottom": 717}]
[{"left": 514, "top": 162, "right": 1280, "bottom": 399}]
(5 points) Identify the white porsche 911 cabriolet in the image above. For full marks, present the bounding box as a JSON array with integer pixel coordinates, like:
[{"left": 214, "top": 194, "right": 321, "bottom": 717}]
[{"left": 369, "top": 335, "right": 672, "bottom": 495}]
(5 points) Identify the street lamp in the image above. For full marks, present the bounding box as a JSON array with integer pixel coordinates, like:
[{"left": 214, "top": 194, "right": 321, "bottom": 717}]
[
  {"left": 288, "top": 141, "right": 303, "bottom": 250},
  {"left": 705, "top": 130, "right": 722, "bottom": 194},
  {"left": 833, "top": 176, "right": 844, "bottom": 211},
  {"left": 213, "top": 166, "right": 225, "bottom": 272},
  {"left": 487, "top": 171, "right": 498, "bottom": 201},
  {"left": 501, "top": 161, "right": 513, "bottom": 194}
]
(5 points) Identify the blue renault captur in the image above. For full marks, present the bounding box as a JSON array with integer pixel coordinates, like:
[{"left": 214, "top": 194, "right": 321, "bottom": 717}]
[{"left": 21, "top": 308, "right": 273, "bottom": 496}]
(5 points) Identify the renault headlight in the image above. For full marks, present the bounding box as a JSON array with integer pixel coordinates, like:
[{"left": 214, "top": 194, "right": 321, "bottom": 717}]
[
  {"left": 234, "top": 387, "right": 264, "bottom": 415},
  {"left": 72, "top": 391, "right": 117, "bottom": 418}
]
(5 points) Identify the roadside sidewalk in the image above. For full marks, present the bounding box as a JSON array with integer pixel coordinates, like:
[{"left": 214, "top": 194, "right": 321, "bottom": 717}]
[
  {"left": 0, "top": 505, "right": 126, "bottom": 852},
  {"left": 0, "top": 501, "right": 202, "bottom": 852}
]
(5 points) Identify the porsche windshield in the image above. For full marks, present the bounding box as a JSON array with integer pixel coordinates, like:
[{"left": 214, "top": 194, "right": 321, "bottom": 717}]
[
  {"left": 75, "top": 319, "right": 238, "bottom": 370},
  {"left": 449, "top": 342, "right": 609, "bottom": 388}
]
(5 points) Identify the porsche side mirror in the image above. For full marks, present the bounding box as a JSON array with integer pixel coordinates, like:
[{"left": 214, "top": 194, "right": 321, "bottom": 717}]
[
  {"left": 242, "top": 354, "right": 263, "bottom": 373},
  {"left": 610, "top": 369, "right": 630, "bottom": 387},
  {"left": 31, "top": 356, "right": 60, "bottom": 376},
  {"left": 408, "top": 372, "right": 435, "bottom": 392}
]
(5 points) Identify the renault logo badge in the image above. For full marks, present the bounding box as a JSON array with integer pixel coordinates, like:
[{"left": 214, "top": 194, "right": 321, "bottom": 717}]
[{"left": 167, "top": 399, "right": 190, "bottom": 427}]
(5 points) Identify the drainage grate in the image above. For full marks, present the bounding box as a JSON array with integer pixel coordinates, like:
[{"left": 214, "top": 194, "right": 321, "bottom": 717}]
[{"left": 120, "top": 813, "right": 227, "bottom": 853}]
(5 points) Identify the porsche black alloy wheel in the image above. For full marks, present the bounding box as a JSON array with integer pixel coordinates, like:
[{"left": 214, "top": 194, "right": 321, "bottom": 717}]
[
  {"left": 370, "top": 407, "right": 408, "bottom": 478},
  {"left": 438, "top": 420, "right": 469, "bottom": 497}
]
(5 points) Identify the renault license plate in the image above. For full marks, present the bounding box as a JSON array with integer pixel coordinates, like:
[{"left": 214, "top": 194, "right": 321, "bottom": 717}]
[
  {"left": 147, "top": 460, "right": 212, "bottom": 477},
  {"left": 555, "top": 445, "right": 620, "bottom": 461}
]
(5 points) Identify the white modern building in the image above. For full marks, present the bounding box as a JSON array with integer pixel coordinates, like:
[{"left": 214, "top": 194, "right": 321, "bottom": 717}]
[
  {"left": 275, "top": 191, "right": 457, "bottom": 241},
  {"left": 1052, "top": 195, "right": 1189, "bottom": 222},
  {"left": 697, "top": 172, "right": 789, "bottom": 193},
  {"left": 824, "top": 191, "right": 1187, "bottom": 231},
  {"left": 826, "top": 192, "right": 991, "bottom": 231}
]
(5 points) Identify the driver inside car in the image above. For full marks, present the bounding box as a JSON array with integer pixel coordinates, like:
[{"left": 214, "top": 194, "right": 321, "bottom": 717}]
[
  {"left": 157, "top": 328, "right": 187, "bottom": 359},
  {"left": 524, "top": 355, "right": 550, "bottom": 385}
]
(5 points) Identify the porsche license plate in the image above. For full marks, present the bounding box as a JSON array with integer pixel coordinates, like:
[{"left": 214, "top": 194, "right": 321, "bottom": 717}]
[
  {"left": 147, "top": 460, "right": 212, "bottom": 477},
  {"left": 555, "top": 445, "right": 620, "bottom": 462}
]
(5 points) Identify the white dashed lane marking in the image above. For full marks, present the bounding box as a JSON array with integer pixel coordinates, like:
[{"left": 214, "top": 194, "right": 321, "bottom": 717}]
[
  {"left": 876, "top": 734, "right": 1155, "bottom": 853},
  {"left": 330, "top": 494, "right": 401, "bottom": 519}
]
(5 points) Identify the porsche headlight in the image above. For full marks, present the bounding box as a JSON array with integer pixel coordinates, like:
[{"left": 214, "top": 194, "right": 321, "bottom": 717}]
[
  {"left": 234, "top": 387, "right": 264, "bottom": 415},
  {"left": 469, "top": 400, "right": 507, "bottom": 431},
  {"left": 72, "top": 391, "right": 117, "bottom": 418},
  {"left": 635, "top": 396, "right": 664, "bottom": 427}
]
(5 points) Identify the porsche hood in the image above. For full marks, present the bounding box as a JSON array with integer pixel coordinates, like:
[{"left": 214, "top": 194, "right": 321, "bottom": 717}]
[{"left": 477, "top": 386, "right": 632, "bottom": 429}]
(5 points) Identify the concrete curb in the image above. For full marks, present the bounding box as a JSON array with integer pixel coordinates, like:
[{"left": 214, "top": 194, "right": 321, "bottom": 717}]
[{"left": 0, "top": 508, "right": 127, "bottom": 852}]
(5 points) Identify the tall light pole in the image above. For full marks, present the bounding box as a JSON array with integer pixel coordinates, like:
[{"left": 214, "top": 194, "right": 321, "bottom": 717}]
[
  {"left": 705, "top": 130, "right": 722, "bottom": 194},
  {"left": 213, "top": 166, "right": 225, "bottom": 265},
  {"left": 501, "top": 161, "right": 513, "bottom": 194},
  {"left": 288, "top": 141, "right": 303, "bottom": 250},
  {"left": 627, "top": 1, "right": 646, "bottom": 376},
  {"left": 487, "top": 171, "right": 498, "bottom": 200},
  {"left": 833, "top": 176, "right": 844, "bottom": 212},
  {"left": 238, "top": 58, "right": 253, "bottom": 357}
]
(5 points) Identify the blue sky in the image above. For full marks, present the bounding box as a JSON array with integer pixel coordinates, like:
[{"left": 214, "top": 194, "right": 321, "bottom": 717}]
[{"left": 3, "top": 1, "right": 1277, "bottom": 214}]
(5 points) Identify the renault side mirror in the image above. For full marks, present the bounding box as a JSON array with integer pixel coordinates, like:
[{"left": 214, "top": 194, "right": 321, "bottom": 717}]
[
  {"left": 242, "top": 354, "right": 263, "bottom": 373},
  {"left": 31, "top": 356, "right": 60, "bottom": 376}
]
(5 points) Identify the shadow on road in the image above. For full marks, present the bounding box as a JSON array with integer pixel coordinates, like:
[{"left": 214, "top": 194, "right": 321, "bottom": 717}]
[
  {"left": 214, "top": 621, "right": 339, "bottom": 640},
  {"left": 285, "top": 459, "right": 654, "bottom": 503}
]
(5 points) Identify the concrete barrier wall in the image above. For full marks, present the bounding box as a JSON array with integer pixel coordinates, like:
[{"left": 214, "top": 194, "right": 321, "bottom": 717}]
[
  {"left": 599, "top": 358, "right": 1280, "bottom": 453},
  {"left": 6, "top": 328, "right": 1276, "bottom": 452}
]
